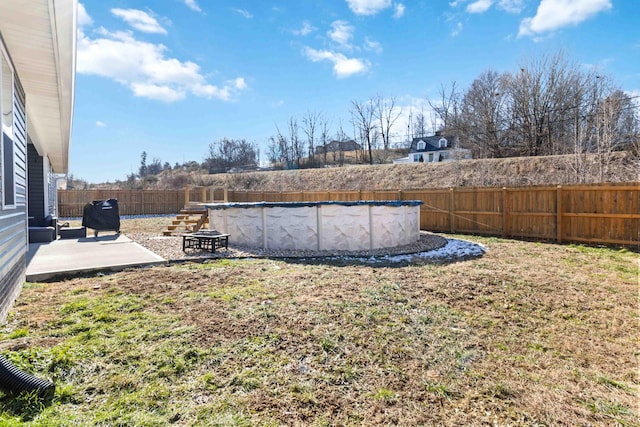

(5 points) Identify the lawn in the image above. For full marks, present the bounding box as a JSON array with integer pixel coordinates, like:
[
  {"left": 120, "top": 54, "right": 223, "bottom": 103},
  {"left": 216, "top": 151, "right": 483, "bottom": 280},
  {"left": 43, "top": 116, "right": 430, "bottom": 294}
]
[{"left": 0, "top": 224, "right": 637, "bottom": 426}]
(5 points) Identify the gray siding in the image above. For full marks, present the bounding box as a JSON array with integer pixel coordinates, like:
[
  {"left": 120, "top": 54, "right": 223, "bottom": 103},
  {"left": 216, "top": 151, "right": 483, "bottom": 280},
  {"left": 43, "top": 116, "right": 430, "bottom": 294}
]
[
  {"left": 0, "top": 253, "right": 24, "bottom": 322},
  {"left": 27, "top": 143, "right": 45, "bottom": 222},
  {"left": 0, "top": 43, "right": 27, "bottom": 322}
]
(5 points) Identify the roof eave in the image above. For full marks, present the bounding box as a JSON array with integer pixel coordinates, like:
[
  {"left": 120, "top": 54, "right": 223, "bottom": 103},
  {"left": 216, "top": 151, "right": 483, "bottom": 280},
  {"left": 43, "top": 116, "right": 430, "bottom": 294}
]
[{"left": 0, "top": 0, "right": 77, "bottom": 173}]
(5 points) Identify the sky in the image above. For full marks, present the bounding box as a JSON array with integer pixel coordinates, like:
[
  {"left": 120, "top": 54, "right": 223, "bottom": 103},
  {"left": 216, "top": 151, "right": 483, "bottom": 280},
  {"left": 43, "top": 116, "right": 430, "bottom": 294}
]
[{"left": 71, "top": 0, "right": 639, "bottom": 183}]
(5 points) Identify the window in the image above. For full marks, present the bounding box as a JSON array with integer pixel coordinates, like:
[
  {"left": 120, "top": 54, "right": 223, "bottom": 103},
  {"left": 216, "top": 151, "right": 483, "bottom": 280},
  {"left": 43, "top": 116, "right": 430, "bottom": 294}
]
[
  {"left": 413, "top": 154, "right": 420, "bottom": 162},
  {"left": 428, "top": 153, "right": 435, "bottom": 162},
  {"left": 2, "top": 132, "right": 14, "bottom": 206},
  {"left": 1, "top": 50, "right": 15, "bottom": 207},
  {"left": 438, "top": 138, "right": 448, "bottom": 148},
  {"left": 417, "top": 141, "right": 426, "bottom": 150}
]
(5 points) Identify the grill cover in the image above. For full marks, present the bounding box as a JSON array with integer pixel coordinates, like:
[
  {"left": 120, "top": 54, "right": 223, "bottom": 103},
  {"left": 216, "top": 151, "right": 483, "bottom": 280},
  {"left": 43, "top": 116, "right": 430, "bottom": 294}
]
[{"left": 82, "top": 199, "right": 120, "bottom": 232}]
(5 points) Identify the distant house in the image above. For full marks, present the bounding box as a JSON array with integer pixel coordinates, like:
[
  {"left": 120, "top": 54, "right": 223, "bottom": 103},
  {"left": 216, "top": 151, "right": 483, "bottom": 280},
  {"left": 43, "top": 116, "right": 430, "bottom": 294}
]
[
  {"left": 393, "top": 134, "right": 472, "bottom": 164},
  {"left": 315, "top": 139, "right": 362, "bottom": 154},
  {"left": 0, "top": 1, "right": 76, "bottom": 320}
]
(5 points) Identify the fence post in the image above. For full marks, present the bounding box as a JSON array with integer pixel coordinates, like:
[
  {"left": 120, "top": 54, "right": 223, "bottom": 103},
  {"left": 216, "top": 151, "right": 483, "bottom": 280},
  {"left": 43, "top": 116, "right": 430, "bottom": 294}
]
[
  {"left": 502, "top": 187, "right": 508, "bottom": 238},
  {"left": 449, "top": 188, "right": 455, "bottom": 233},
  {"left": 556, "top": 185, "right": 563, "bottom": 243}
]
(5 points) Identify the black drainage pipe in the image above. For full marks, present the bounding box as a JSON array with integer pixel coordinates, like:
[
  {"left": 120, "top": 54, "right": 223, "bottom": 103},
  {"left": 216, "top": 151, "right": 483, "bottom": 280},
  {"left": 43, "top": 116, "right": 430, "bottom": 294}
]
[{"left": 0, "top": 355, "right": 54, "bottom": 398}]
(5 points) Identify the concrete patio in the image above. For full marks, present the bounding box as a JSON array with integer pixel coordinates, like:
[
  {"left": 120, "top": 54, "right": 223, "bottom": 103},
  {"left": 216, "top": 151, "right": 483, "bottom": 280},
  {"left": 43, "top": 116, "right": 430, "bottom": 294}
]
[{"left": 26, "top": 233, "right": 165, "bottom": 282}]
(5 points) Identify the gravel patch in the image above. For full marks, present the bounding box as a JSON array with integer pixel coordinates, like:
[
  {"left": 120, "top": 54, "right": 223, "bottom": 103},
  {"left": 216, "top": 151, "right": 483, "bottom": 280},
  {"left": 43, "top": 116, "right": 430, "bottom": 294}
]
[{"left": 127, "top": 232, "right": 484, "bottom": 264}]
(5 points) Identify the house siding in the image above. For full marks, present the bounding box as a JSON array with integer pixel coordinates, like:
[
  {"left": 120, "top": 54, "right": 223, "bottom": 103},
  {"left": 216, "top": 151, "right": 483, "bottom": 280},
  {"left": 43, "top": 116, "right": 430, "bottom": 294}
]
[
  {"left": 27, "top": 143, "right": 45, "bottom": 222},
  {"left": 0, "top": 39, "right": 27, "bottom": 322}
]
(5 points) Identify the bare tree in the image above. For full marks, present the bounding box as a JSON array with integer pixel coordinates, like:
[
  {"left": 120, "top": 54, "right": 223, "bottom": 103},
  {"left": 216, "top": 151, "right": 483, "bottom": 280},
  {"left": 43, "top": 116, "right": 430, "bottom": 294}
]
[
  {"left": 267, "top": 124, "right": 291, "bottom": 167},
  {"left": 375, "top": 95, "right": 402, "bottom": 161},
  {"left": 206, "top": 138, "right": 259, "bottom": 173},
  {"left": 288, "top": 116, "right": 303, "bottom": 168},
  {"left": 594, "top": 86, "right": 637, "bottom": 181},
  {"left": 335, "top": 122, "right": 349, "bottom": 166},
  {"left": 427, "top": 82, "right": 461, "bottom": 134},
  {"left": 412, "top": 106, "right": 428, "bottom": 139},
  {"left": 302, "top": 110, "right": 322, "bottom": 168},
  {"left": 459, "top": 70, "right": 510, "bottom": 158},
  {"left": 319, "top": 116, "right": 331, "bottom": 166},
  {"left": 350, "top": 98, "right": 378, "bottom": 164},
  {"left": 504, "top": 51, "right": 583, "bottom": 156}
]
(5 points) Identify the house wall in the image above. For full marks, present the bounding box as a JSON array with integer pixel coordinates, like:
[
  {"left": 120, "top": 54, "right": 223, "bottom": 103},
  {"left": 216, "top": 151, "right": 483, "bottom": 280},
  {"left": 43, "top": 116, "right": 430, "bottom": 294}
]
[
  {"left": 28, "top": 143, "right": 56, "bottom": 223},
  {"left": 0, "top": 37, "right": 28, "bottom": 322},
  {"left": 27, "top": 143, "right": 44, "bottom": 222}
]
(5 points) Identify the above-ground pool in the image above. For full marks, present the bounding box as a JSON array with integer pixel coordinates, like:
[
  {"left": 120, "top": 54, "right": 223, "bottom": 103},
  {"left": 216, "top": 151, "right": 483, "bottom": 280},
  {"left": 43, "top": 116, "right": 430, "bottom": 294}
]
[{"left": 205, "top": 200, "right": 422, "bottom": 251}]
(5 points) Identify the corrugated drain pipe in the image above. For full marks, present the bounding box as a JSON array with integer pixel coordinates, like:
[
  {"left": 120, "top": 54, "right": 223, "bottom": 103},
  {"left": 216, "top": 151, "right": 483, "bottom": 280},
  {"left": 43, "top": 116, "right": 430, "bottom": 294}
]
[{"left": 0, "top": 355, "right": 54, "bottom": 398}]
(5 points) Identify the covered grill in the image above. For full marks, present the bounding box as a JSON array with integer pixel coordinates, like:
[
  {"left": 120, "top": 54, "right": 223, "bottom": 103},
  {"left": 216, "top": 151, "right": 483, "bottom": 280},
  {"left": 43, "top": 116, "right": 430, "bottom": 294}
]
[{"left": 82, "top": 199, "right": 121, "bottom": 237}]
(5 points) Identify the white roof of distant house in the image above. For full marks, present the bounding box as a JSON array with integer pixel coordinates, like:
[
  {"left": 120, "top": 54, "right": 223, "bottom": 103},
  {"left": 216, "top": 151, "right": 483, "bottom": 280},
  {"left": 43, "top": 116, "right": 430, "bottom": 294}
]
[{"left": 0, "top": 0, "right": 76, "bottom": 173}]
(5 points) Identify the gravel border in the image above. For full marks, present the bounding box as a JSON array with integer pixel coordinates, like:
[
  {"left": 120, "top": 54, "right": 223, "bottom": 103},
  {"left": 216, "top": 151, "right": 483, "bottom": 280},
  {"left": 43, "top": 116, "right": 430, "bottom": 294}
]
[{"left": 127, "top": 231, "right": 449, "bottom": 262}]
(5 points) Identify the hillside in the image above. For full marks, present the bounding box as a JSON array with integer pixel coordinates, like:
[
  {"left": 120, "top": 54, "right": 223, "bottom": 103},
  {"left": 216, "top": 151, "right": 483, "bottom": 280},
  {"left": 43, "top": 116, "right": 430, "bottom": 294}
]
[{"left": 153, "top": 152, "right": 637, "bottom": 192}]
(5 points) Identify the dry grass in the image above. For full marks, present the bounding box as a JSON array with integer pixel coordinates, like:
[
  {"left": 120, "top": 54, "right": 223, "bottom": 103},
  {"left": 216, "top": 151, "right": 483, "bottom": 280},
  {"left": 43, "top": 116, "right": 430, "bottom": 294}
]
[
  {"left": 191, "top": 152, "right": 636, "bottom": 191},
  {"left": 0, "top": 218, "right": 638, "bottom": 426}
]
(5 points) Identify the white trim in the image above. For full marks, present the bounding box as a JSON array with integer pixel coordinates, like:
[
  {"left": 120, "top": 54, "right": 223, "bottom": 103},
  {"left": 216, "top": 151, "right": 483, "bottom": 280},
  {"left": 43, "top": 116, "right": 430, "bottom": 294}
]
[
  {"left": 0, "top": 44, "right": 16, "bottom": 209},
  {"left": 42, "top": 156, "right": 49, "bottom": 217}
]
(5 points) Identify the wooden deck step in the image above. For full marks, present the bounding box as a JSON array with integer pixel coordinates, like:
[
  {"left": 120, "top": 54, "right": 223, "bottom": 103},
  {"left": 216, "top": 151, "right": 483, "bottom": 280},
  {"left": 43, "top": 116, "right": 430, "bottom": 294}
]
[{"left": 162, "top": 210, "right": 209, "bottom": 236}]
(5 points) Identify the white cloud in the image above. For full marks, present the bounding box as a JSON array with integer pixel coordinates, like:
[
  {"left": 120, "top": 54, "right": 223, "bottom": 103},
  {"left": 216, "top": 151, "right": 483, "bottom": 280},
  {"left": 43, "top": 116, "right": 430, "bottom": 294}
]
[
  {"left": 451, "top": 22, "right": 463, "bottom": 36},
  {"left": 303, "top": 47, "right": 370, "bottom": 78},
  {"left": 393, "top": 3, "right": 406, "bottom": 18},
  {"left": 111, "top": 8, "right": 167, "bottom": 34},
  {"left": 77, "top": 3, "right": 93, "bottom": 28},
  {"left": 131, "top": 83, "right": 184, "bottom": 102},
  {"left": 292, "top": 21, "right": 316, "bottom": 36},
  {"left": 184, "top": 0, "right": 202, "bottom": 13},
  {"left": 346, "top": 0, "right": 392, "bottom": 16},
  {"left": 233, "top": 8, "right": 253, "bottom": 19},
  {"left": 497, "top": 0, "right": 524, "bottom": 13},
  {"left": 328, "top": 20, "right": 355, "bottom": 48},
  {"left": 95, "top": 121, "right": 106, "bottom": 127},
  {"left": 233, "top": 77, "right": 247, "bottom": 90},
  {"left": 77, "top": 24, "right": 246, "bottom": 102},
  {"left": 466, "top": 0, "right": 493, "bottom": 13},
  {"left": 519, "top": 0, "right": 612, "bottom": 37},
  {"left": 364, "top": 37, "right": 383, "bottom": 54},
  {"left": 454, "top": 0, "right": 523, "bottom": 14}
]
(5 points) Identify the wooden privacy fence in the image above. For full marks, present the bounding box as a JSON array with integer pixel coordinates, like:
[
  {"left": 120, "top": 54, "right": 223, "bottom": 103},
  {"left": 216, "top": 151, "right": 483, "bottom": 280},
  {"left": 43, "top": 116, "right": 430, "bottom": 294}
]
[
  {"left": 58, "top": 189, "right": 185, "bottom": 217},
  {"left": 59, "top": 183, "right": 639, "bottom": 246}
]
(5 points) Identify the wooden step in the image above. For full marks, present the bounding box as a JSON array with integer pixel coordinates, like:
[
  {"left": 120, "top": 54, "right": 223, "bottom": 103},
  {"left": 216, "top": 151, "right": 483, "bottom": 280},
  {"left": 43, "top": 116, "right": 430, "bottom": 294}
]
[
  {"left": 180, "top": 209, "right": 207, "bottom": 215},
  {"left": 172, "top": 219, "right": 201, "bottom": 225},
  {"left": 163, "top": 209, "right": 209, "bottom": 236}
]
